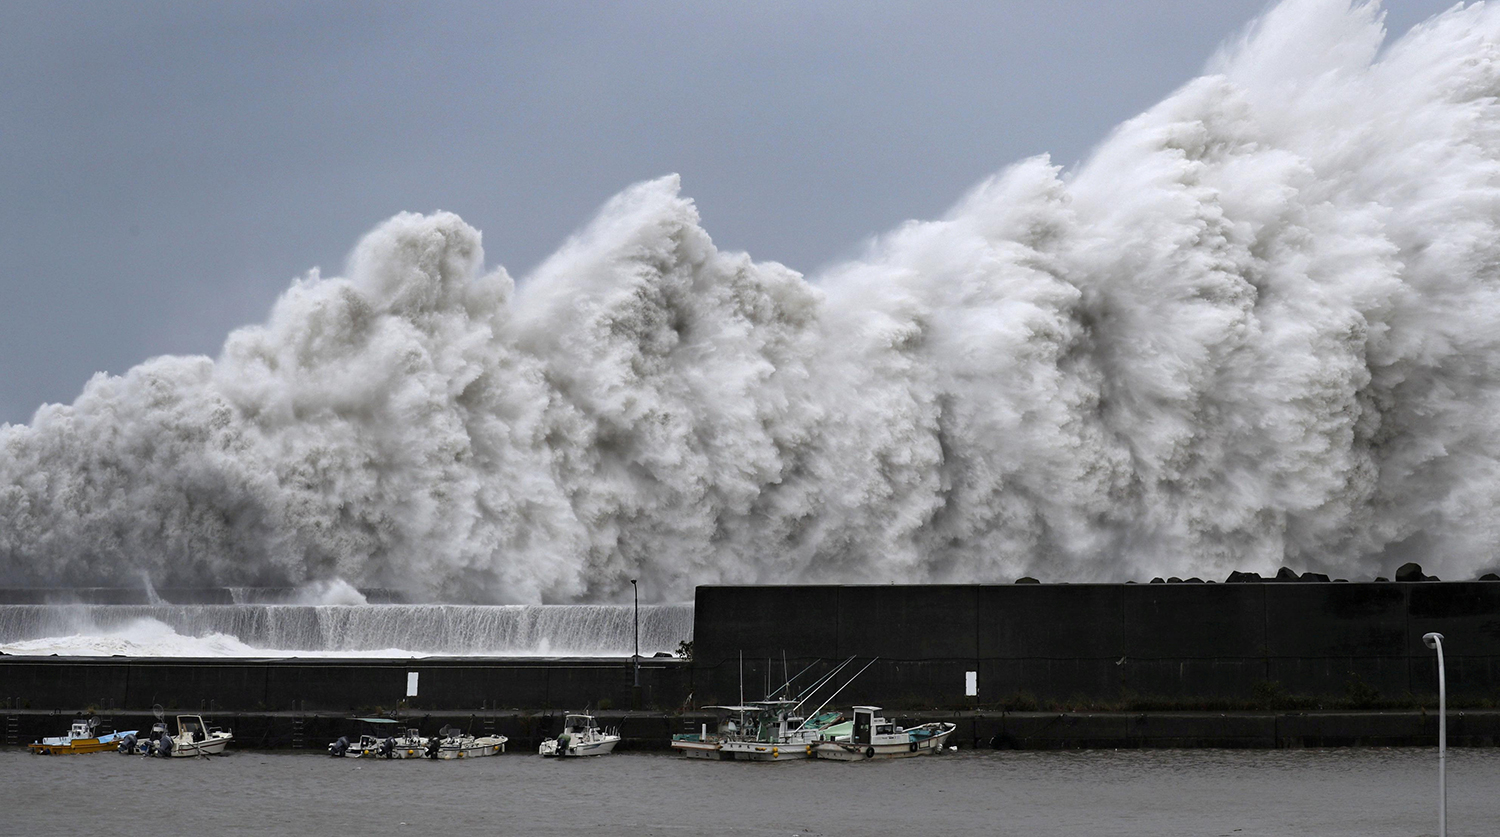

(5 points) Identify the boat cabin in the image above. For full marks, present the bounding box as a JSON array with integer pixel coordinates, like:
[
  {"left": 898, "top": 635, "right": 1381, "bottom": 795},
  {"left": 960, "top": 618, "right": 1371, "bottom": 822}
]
[
  {"left": 355, "top": 717, "right": 402, "bottom": 748},
  {"left": 563, "top": 714, "right": 599, "bottom": 735},
  {"left": 851, "top": 706, "right": 898, "bottom": 745}
]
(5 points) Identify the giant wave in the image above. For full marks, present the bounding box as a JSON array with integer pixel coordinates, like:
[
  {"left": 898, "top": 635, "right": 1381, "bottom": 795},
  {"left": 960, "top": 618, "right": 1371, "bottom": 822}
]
[{"left": 5, "top": 0, "right": 1500, "bottom": 602}]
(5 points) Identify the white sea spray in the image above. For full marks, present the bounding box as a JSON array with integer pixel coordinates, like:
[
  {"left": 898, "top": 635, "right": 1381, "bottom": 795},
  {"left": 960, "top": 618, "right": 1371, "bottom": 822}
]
[{"left": 3, "top": 0, "right": 1499, "bottom": 600}]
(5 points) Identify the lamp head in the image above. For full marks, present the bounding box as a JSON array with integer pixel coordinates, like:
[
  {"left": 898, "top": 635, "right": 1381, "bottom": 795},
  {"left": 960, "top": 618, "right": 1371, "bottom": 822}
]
[
  {"left": 1423, "top": 632, "right": 1444, "bottom": 649},
  {"left": 630, "top": 578, "right": 637, "bottom": 586}
]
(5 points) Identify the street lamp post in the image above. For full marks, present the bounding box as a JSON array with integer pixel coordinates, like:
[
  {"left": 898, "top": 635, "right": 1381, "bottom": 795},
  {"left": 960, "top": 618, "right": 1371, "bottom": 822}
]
[
  {"left": 1424, "top": 631, "right": 1447, "bottom": 837},
  {"left": 630, "top": 579, "right": 639, "bottom": 688}
]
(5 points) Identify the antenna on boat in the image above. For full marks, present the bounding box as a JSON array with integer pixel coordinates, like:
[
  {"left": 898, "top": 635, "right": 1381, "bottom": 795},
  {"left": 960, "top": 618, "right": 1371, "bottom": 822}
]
[{"left": 738, "top": 650, "right": 744, "bottom": 709}]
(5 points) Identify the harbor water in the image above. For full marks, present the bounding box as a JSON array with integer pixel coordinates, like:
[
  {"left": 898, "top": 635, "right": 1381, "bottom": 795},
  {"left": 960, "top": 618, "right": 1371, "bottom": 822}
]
[{"left": 4, "top": 746, "right": 1498, "bottom": 836}]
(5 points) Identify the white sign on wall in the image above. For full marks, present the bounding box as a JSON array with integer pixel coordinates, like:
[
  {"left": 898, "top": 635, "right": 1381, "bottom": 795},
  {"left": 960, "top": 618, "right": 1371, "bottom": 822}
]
[
  {"left": 406, "top": 671, "right": 420, "bottom": 697},
  {"left": 964, "top": 670, "right": 977, "bottom": 697}
]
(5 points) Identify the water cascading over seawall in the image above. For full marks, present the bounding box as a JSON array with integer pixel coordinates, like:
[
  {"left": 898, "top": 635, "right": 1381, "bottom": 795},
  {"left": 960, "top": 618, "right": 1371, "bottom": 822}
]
[
  {"left": 6, "top": 1, "right": 1500, "bottom": 601},
  {"left": 0, "top": 602, "right": 693, "bottom": 657}
]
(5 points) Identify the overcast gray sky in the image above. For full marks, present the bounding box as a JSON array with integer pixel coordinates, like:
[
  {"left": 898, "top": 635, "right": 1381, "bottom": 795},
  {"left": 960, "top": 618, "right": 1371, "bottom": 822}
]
[{"left": 0, "top": 0, "right": 1454, "bottom": 425}]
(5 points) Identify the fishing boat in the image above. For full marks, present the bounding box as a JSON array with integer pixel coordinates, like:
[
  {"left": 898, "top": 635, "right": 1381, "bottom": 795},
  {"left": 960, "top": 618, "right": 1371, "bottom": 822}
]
[
  {"left": 813, "top": 705, "right": 955, "bottom": 760},
  {"left": 119, "top": 721, "right": 168, "bottom": 755},
  {"left": 424, "top": 725, "right": 507, "bottom": 759},
  {"left": 28, "top": 718, "right": 136, "bottom": 755},
  {"left": 328, "top": 718, "right": 428, "bottom": 758},
  {"left": 377, "top": 725, "right": 428, "bottom": 759},
  {"left": 671, "top": 702, "right": 845, "bottom": 761},
  {"left": 538, "top": 713, "right": 620, "bottom": 757},
  {"left": 153, "top": 714, "right": 233, "bottom": 757},
  {"left": 672, "top": 655, "right": 872, "bottom": 760}
]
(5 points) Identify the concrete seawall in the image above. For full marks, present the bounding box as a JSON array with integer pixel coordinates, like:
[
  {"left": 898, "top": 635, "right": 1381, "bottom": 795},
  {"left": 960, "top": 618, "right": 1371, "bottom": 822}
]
[
  {"left": 0, "top": 657, "right": 691, "bottom": 713},
  {"left": 692, "top": 582, "right": 1500, "bottom": 708}
]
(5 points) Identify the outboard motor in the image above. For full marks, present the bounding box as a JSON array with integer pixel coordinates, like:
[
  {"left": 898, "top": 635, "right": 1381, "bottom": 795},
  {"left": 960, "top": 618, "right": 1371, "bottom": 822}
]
[
  {"left": 329, "top": 736, "right": 349, "bottom": 758},
  {"left": 379, "top": 737, "right": 394, "bottom": 759},
  {"left": 155, "top": 734, "right": 173, "bottom": 757},
  {"left": 117, "top": 733, "right": 137, "bottom": 755},
  {"left": 425, "top": 736, "right": 441, "bottom": 759}
]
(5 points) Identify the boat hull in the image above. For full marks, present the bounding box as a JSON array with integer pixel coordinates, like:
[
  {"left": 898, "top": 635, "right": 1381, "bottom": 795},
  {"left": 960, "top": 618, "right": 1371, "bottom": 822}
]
[
  {"left": 718, "top": 741, "right": 813, "bottom": 761},
  {"left": 29, "top": 730, "right": 136, "bottom": 755},
  {"left": 814, "top": 726, "right": 954, "bottom": 761},
  {"left": 671, "top": 739, "right": 814, "bottom": 761},
  {"left": 433, "top": 736, "right": 506, "bottom": 759},
  {"left": 380, "top": 745, "right": 428, "bottom": 759},
  {"left": 670, "top": 739, "right": 723, "bottom": 759},
  {"left": 29, "top": 738, "right": 115, "bottom": 755},
  {"left": 168, "top": 735, "right": 232, "bottom": 757},
  {"left": 541, "top": 736, "right": 620, "bottom": 757}
]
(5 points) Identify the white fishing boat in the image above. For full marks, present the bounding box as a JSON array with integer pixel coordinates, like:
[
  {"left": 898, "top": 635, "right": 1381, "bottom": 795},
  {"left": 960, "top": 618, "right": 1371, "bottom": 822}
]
[
  {"left": 381, "top": 726, "right": 429, "bottom": 759},
  {"left": 671, "top": 703, "right": 843, "bottom": 761},
  {"left": 425, "top": 725, "right": 506, "bottom": 759},
  {"left": 120, "top": 721, "right": 169, "bottom": 755},
  {"left": 672, "top": 655, "right": 870, "bottom": 761},
  {"left": 328, "top": 718, "right": 428, "bottom": 758},
  {"left": 154, "top": 714, "right": 233, "bottom": 757},
  {"left": 538, "top": 714, "right": 620, "bottom": 757},
  {"left": 813, "top": 705, "right": 954, "bottom": 760}
]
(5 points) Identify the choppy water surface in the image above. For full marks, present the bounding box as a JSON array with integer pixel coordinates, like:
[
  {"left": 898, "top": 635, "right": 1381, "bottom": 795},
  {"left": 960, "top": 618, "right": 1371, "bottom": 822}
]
[{"left": 3, "top": 747, "right": 1496, "bottom": 836}]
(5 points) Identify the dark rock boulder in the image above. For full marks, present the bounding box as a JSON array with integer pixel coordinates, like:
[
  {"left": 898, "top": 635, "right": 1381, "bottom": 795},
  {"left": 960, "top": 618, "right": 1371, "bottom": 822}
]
[{"left": 1395, "top": 562, "right": 1436, "bottom": 582}]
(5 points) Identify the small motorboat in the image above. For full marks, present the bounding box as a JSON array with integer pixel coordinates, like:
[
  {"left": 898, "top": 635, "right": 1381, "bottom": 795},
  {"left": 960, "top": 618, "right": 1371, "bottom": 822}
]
[
  {"left": 152, "top": 714, "right": 233, "bottom": 758},
  {"left": 538, "top": 713, "right": 620, "bottom": 757},
  {"left": 29, "top": 718, "right": 136, "bottom": 755},
  {"left": 329, "top": 718, "right": 428, "bottom": 759},
  {"left": 424, "top": 725, "right": 506, "bottom": 759},
  {"left": 120, "top": 721, "right": 168, "bottom": 755},
  {"left": 813, "top": 706, "right": 954, "bottom": 761}
]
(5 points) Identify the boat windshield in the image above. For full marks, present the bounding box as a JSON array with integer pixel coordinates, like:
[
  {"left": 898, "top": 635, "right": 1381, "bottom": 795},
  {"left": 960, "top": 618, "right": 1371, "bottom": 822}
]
[{"left": 177, "top": 716, "right": 205, "bottom": 742}]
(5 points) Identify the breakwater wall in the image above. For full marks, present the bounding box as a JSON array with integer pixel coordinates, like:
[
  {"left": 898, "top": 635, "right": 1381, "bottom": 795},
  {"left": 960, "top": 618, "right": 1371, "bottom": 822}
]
[
  {"left": 691, "top": 582, "right": 1500, "bottom": 708},
  {"left": 0, "top": 657, "right": 691, "bottom": 714}
]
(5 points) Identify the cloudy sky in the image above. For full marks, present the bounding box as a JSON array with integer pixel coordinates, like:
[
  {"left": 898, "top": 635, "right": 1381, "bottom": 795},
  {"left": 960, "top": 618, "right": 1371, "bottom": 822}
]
[{"left": 0, "top": 0, "right": 1453, "bottom": 425}]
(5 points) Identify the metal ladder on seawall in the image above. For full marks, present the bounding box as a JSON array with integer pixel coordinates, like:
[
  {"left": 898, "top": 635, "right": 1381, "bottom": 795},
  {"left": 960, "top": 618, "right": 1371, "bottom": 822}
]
[
  {"left": 291, "top": 715, "right": 305, "bottom": 750},
  {"left": 4, "top": 715, "right": 18, "bottom": 746}
]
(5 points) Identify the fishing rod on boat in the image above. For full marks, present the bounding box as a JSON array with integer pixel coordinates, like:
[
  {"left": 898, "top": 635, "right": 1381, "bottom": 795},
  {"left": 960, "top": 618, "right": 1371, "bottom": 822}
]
[
  {"left": 789, "top": 655, "right": 857, "bottom": 712},
  {"left": 792, "top": 656, "right": 879, "bottom": 733},
  {"left": 767, "top": 656, "right": 823, "bottom": 701}
]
